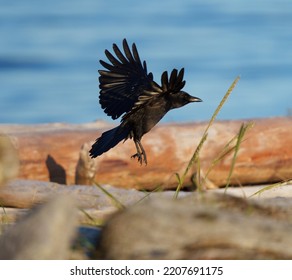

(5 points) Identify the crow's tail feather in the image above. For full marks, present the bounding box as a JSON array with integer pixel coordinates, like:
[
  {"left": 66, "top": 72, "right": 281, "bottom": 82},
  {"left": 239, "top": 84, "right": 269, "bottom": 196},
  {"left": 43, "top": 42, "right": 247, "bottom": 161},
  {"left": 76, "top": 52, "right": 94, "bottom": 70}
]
[{"left": 89, "top": 125, "right": 130, "bottom": 158}]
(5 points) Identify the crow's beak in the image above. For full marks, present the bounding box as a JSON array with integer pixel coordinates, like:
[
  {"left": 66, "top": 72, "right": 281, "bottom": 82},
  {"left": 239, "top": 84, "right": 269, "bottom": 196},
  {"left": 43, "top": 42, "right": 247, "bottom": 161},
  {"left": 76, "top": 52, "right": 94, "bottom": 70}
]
[{"left": 189, "top": 96, "right": 202, "bottom": 102}]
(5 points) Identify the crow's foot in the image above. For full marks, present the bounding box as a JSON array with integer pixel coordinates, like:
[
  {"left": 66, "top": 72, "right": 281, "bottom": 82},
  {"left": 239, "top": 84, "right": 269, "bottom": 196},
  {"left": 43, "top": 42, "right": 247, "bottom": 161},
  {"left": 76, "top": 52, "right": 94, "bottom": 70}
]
[
  {"left": 131, "top": 152, "right": 147, "bottom": 165},
  {"left": 132, "top": 139, "right": 147, "bottom": 165}
]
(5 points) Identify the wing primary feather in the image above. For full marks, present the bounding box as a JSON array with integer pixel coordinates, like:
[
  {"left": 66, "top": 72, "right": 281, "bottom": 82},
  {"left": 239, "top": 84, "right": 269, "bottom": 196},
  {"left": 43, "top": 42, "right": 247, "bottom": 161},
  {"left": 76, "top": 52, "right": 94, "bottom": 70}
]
[
  {"left": 99, "top": 60, "right": 116, "bottom": 71},
  {"left": 99, "top": 70, "right": 126, "bottom": 78},
  {"left": 169, "top": 69, "right": 178, "bottom": 89},
  {"left": 177, "top": 68, "right": 185, "bottom": 84},
  {"left": 113, "top": 43, "right": 128, "bottom": 64},
  {"left": 105, "top": 50, "right": 122, "bottom": 66},
  {"left": 143, "top": 61, "right": 148, "bottom": 72},
  {"left": 161, "top": 71, "right": 168, "bottom": 91},
  {"left": 122, "top": 39, "right": 135, "bottom": 63},
  {"left": 132, "top": 43, "right": 142, "bottom": 66}
]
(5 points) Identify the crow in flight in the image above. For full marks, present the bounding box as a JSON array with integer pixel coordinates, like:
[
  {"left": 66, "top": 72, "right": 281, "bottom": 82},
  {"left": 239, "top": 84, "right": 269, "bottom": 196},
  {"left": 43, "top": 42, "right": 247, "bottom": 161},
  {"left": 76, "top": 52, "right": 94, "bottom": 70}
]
[{"left": 89, "top": 39, "right": 202, "bottom": 164}]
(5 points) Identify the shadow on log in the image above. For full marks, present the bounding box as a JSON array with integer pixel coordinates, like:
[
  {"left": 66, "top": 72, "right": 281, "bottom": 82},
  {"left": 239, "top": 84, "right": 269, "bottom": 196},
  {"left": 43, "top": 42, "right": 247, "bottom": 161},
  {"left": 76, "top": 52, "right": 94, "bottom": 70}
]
[{"left": 45, "top": 154, "right": 66, "bottom": 184}]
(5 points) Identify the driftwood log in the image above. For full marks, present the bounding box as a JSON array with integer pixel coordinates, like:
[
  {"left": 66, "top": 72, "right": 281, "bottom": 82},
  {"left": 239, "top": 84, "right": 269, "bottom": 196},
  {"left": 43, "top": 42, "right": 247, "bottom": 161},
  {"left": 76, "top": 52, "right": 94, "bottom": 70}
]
[
  {"left": 0, "top": 195, "right": 78, "bottom": 260},
  {"left": 0, "top": 179, "right": 146, "bottom": 209},
  {"left": 0, "top": 117, "right": 291, "bottom": 190},
  {"left": 98, "top": 193, "right": 292, "bottom": 259}
]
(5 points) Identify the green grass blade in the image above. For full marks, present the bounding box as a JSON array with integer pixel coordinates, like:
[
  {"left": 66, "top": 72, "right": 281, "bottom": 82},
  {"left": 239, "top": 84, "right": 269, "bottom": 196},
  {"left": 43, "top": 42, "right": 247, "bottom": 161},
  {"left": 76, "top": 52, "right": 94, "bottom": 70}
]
[
  {"left": 204, "top": 136, "right": 238, "bottom": 179},
  {"left": 174, "top": 76, "right": 240, "bottom": 196},
  {"left": 93, "top": 181, "right": 126, "bottom": 210},
  {"left": 174, "top": 132, "right": 208, "bottom": 199},
  {"left": 224, "top": 122, "right": 254, "bottom": 192},
  {"left": 203, "top": 76, "right": 241, "bottom": 135},
  {"left": 78, "top": 208, "right": 104, "bottom": 226},
  {"left": 249, "top": 179, "right": 292, "bottom": 198},
  {"left": 133, "top": 185, "right": 164, "bottom": 205}
]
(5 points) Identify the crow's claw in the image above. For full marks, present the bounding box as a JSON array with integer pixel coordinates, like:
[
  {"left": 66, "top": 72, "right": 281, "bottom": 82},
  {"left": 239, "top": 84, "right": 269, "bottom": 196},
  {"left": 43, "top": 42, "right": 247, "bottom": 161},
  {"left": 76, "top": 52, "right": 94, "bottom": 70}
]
[{"left": 131, "top": 152, "right": 147, "bottom": 165}]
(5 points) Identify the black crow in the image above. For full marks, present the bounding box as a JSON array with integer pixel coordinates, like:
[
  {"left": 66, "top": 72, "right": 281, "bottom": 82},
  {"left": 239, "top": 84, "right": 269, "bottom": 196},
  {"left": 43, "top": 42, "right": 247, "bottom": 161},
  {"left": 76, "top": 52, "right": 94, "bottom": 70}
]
[{"left": 89, "top": 39, "right": 202, "bottom": 164}]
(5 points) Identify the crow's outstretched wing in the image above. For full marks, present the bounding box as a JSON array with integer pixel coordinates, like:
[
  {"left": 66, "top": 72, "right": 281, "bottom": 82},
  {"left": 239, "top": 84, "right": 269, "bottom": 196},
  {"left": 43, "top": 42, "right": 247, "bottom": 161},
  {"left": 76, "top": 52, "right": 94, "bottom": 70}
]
[{"left": 99, "top": 39, "right": 155, "bottom": 120}]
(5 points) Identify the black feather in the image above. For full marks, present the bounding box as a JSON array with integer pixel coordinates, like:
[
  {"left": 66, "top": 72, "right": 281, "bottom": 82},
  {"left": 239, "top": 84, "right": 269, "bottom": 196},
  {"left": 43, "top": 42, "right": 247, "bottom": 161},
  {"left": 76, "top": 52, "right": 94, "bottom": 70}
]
[{"left": 89, "top": 126, "right": 130, "bottom": 157}]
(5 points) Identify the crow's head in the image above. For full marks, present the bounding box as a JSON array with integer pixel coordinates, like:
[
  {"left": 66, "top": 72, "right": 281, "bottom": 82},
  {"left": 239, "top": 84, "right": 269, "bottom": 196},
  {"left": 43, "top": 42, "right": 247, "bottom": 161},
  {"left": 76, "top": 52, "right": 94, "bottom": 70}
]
[{"left": 170, "top": 90, "right": 202, "bottom": 109}]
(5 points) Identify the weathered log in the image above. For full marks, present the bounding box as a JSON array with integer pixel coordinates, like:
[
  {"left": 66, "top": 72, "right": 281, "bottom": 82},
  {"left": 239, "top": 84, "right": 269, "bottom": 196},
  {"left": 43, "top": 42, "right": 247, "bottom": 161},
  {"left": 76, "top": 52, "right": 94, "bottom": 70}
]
[
  {"left": 0, "top": 118, "right": 291, "bottom": 190},
  {"left": 0, "top": 195, "right": 78, "bottom": 260},
  {"left": 1, "top": 177, "right": 291, "bottom": 214},
  {"left": 98, "top": 193, "right": 292, "bottom": 259},
  {"left": 0, "top": 179, "right": 146, "bottom": 209},
  {"left": 0, "top": 206, "right": 116, "bottom": 226}
]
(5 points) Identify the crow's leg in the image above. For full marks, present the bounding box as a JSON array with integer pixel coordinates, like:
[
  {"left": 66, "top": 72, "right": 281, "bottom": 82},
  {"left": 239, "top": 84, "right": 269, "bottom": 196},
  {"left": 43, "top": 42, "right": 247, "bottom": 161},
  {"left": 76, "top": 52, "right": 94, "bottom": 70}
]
[
  {"left": 137, "top": 140, "right": 147, "bottom": 165},
  {"left": 131, "top": 140, "right": 142, "bottom": 162},
  {"left": 131, "top": 139, "right": 147, "bottom": 165}
]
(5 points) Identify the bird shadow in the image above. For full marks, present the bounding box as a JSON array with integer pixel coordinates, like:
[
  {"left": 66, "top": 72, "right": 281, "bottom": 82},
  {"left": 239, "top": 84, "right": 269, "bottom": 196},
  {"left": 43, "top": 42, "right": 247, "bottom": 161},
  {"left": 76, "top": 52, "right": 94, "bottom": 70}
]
[{"left": 45, "top": 154, "right": 67, "bottom": 184}]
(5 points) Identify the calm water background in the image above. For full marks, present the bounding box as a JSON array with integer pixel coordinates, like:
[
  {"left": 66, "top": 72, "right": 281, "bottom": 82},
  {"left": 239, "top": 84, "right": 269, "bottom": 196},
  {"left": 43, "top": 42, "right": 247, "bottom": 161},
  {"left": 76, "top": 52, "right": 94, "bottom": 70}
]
[{"left": 0, "top": 0, "right": 292, "bottom": 124}]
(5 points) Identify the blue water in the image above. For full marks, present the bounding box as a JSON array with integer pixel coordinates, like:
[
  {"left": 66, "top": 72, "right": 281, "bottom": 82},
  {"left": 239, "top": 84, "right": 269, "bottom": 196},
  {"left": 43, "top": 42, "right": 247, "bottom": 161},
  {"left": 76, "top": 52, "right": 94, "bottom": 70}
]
[{"left": 0, "top": 0, "right": 292, "bottom": 124}]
